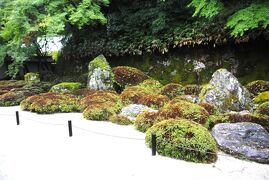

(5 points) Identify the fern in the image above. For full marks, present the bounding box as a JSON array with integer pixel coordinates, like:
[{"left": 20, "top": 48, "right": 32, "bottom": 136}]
[
  {"left": 226, "top": 3, "right": 269, "bottom": 37},
  {"left": 188, "top": 0, "right": 224, "bottom": 18}
]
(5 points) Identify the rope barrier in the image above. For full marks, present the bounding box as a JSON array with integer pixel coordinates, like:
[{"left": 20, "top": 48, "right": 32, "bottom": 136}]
[{"left": 0, "top": 111, "right": 239, "bottom": 158}]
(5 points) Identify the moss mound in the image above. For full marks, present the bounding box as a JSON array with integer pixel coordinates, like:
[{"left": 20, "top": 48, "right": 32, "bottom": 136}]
[
  {"left": 83, "top": 102, "right": 121, "bottom": 121},
  {"left": 198, "top": 102, "right": 218, "bottom": 115},
  {"left": 109, "top": 114, "right": 133, "bottom": 125},
  {"left": 183, "top": 84, "right": 202, "bottom": 95},
  {"left": 120, "top": 79, "right": 163, "bottom": 105},
  {"left": 20, "top": 92, "right": 80, "bottom": 113},
  {"left": 245, "top": 80, "right": 269, "bottom": 95},
  {"left": 72, "top": 88, "right": 98, "bottom": 97},
  {"left": 112, "top": 66, "right": 149, "bottom": 87},
  {"left": 0, "top": 80, "right": 26, "bottom": 91},
  {"left": 134, "top": 111, "right": 161, "bottom": 132},
  {"left": 169, "top": 95, "right": 198, "bottom": 104},
  {"left": 145, "top": 119, "right": 218, "bottom": 163},
  {"left": 24, "top": 72, "right": 40, "bottom": 82},
  {"left": 255, "top": 101, "right": 269, "bottom": 116},
  {"left": 254, "top": 91, "right": 269, "bottom": 103},
  {"left": 50, "top": 82, "right": 82, "bottom": 93},
  {"left": 137, "top": 94, "right": 169, "bottom": 109},
  {"left": 80, "top": 91, "right": 120, "bottom": 110},
  {"left": 159, "top": 100, "right": 209, "bottom": 125},
  {"left": 160, "top": 83, "right": 184, "bottom": 99},
  {"left": 0, "top": 90, "right": 37, "bottom": 106}
]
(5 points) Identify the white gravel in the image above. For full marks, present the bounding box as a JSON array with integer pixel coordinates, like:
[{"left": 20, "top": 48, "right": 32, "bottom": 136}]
[{"left": 0, "top": 106, "right": 268, "bottom": 180}]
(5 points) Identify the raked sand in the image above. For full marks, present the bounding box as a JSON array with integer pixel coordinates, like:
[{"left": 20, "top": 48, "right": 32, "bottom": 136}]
[{"left": 0, "top": 106, "right": 269, "bottom": 180}]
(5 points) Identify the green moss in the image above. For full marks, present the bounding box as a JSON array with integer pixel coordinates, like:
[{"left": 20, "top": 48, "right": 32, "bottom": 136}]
[
  {"left": 137, "top": 79, "right": 163, "bottom": 90},
  {"left": 89, "top": 55, "right": 109, "bottom": 71},
  {"left": 145, "top": 119, "right": 218, "bottom": 163},
  {"left": 109, "top": 114, "right": 133, "bottom": 125},
  {"left": 198, "top": 102, "right": 218, "bottom": 115},
  {"left": 24, "top": 72, "right": 40, "bottom": 82},
  {"left": 160, "top": 83, "right": 184, "bottom": 99},
  {"left": 137, "top": 94, "right": 169, "bottom": 109},
  {"left": 20, "top": 92, "right": 80, "bottom": 113},
  {"left": 183, "top": 84, "right": 202, "bottom": 96},
  {"left": 245, "top": 80, "right": 269, "bottom": 95},
  {"left": 50, "top": 82, "right": 82, "bottom": 93},
  {"left": 255, "top": 101, "right": 269, "bottom": 116},
  {"left": 204, "top": 114, "right": 230, "bottom": 129},
  {"left": 134, "top": 111, "right": 161, "bottom": 132},
  {"left": 254, "top": 91, "right": 269, "bottom": 103}
]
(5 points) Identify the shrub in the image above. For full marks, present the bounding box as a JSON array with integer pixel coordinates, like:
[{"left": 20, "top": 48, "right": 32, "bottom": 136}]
[
  {"left": 145, "top": 119, "right": 218, "bottom": 163},
  {"left": 20, "top": 92, "right": 80, "bottom": 113},
  {"left": 134, "top": 111, "right": 161, "bottom": 132},
  {"left": 137, "top": 94, "right": 169, "bottom": 109},
  {"left": 245, "top": 80, "right": 269, "bottom": 95},
  {"left": 112, "top": 66, "right": 149, "bottom": 87},
  {"left": 80, "top": 91, "right": 120, "bottom": 110},
  {"left": 73, "top": 88, "right": 100, "bottom": 98},
  {"left": 183, "top": 84, "right": 202, "bottom": 95},
  {"left": 109, "top": 114, "right": 133, "bottom": 125},
  {"left": 160, "top": 83, "right": 184, "bottom": 99},
  {"left": 0, "top": 80, "right": 26, "bottom": 91},
  {"left": 169, "top": 95, "right": 198, "bottom": 104},
  {"left": 254, "top": 91, "right": 269, "bottom": 103},
  {"left": 50, "top": 82, "right": 82, "bottom": 93},
  {"left": 159, "top": 100, "right": 209, "bottom": 125},
  {"left": 138, "top": 79, "right": 163, "bottom": 90}
]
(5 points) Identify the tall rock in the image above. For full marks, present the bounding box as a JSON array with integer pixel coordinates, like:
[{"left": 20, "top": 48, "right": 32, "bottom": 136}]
[
  {"left": 199, "top": 69, "right": 253, "bottom": 112},
  {"left": 87, "top": 55, "right": 115, "bottom": 90}
]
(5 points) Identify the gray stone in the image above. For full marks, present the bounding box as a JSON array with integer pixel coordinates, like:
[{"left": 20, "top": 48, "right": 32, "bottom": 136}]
[
  {"left": 120, "top": 104, "right": 158, "bottom": 121},
  {"left": 87, "top": 55, "right": 115, "bottom": 90},
  {"left": 212, "top": 122, "right": 269, "bottom": 164},
  {"left": 199, "top": 69, "right": 253, "bottom": 112}
]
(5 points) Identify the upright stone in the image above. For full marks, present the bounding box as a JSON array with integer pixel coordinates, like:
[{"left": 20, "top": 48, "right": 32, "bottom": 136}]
[
  {"left": 87, "top": 55, "right": 115, "bottom": 90},
  {"left": 199, "top": 69, "right": 253, "bottom": 112}
]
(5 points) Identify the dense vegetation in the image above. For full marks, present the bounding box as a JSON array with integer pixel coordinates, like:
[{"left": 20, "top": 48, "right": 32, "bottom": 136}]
[{"left": 1, "top": 0, "right": 269, "bottom": 77}]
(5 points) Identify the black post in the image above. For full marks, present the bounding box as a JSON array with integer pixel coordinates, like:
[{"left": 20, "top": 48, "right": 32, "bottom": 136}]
[
  {"left": 68, "top": 120, "right": 73, "bottom": 137},
  {"left": 152, "top": 133, "right": 156, "bottom": 156},
  {"left": 16, "top": 111, "right": 20, "bottom": 125}
]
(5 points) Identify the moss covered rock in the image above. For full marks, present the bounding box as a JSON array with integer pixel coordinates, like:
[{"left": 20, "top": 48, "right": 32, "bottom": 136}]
[
  {"left": 24, "top": 72, "right": 40, "bottom": 82},
  {"left": 198, "top": 102, "right": 218, "bottom": 115},
  {"left": 88, "top": 55, "right": 115, "bottom": 90},
  {"left": 0, "top": 80, "right": 26, "bottom": 91},
  {"left": 255, "top": 102, "right": 269, "bottom": 116},
  {"left": 145, "top": 119, "right": 218, "bottom": 163},
  {"left": 112, "top": 66, "right": 149, "bottom": 87},
  {"left": 245, "top": 80, "right": 269, "bottom": 96},
  {"left": 160, "top": 83, "right": 184, "bottom": 99},
  {"left": 199, "top": 69, "right": 253, "bottom": 112},
  {"left": 0, "top": 90, "right": 36, "bottom": 106},
  {"left": 109, "top": 114, "right": 133, "bottom": 125},
  {"left": 20, "top": 92, "right": 80, "bottom": 113},
  {"left": 183, "top": 84, "right": 202, "bottom": 96},
  {"left": 254, "top": 91, "right": 269, "bottom": 103},
  {"left": 50, "top": 82, "right": 82, "bottom": 93}
]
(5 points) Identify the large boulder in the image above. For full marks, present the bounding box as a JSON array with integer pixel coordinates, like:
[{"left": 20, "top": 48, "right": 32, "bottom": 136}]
[
  {"left": 119, "top": 104, "right": 157, "bottom": 121},
  {"left": 87, "top": 55, "right": 115, "bottom": 90},
  {"left": 212, "top": 122, "right": 269, "bottom": 164},
  {"left": 199, "top": 69, "right": 253, "bottom": 112}
]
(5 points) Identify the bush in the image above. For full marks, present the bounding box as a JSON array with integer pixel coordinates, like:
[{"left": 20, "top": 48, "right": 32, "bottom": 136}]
[
  {"left": 80, "top": 91, "right": 120, "bottom": 110},
  {"left": 183, "top": 84, "right": 202, "bottom": 95},
  {"left": 0, "top": 80, "right": 26, "bottom": 91},
  {"left": 254, "top": 91, "right": 269, "bottom": 103},
  {"left": 160, "top": 83, "right": 184, "bottom": 99},
  {"left": 246, "top": 80, "right": 269, "bottom": 95},
  {"left": 134, "top": 111, "right": 160, "bottom": 132},
  {"left": 20, "top": 92, "right": 80, "bottom": 113},
  {"left": 109, "top": 114, "right": 133, "bottom": 125},
  {"left": 159, "top": 100, "right": 209, "bottom": 125},
  {"left": 145, "top": 119, "right": 218, "bottom": 163},
  {"left": 137, "top": 94, "right": 169, "bottom": 109},
  {"left": 50, "top": 82, "right": 82, "bottom": 93},
  {"left": 169, "top": 95, "right": 198, "bottom": 104},
  {"left": 112, "top": 66, "right": 149, "bottom": 87}
]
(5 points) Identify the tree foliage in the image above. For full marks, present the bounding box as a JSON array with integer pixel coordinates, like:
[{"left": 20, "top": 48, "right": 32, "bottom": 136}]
[{"left": 0, "top": 0, "right": 109, "bottom": 78}]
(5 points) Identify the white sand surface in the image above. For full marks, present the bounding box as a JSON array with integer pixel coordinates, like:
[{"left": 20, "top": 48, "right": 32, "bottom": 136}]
[{"left": 0, "top": 106, "right": 268, "bottom": 180}]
